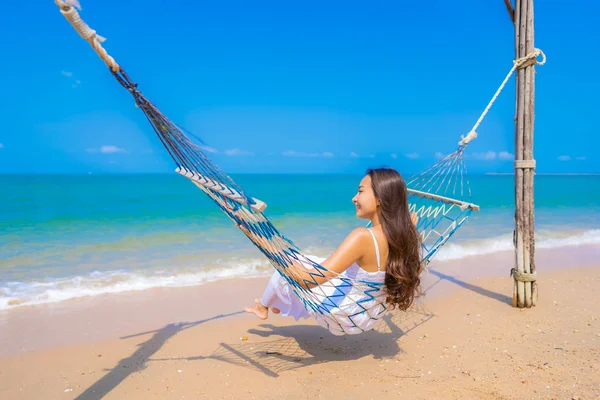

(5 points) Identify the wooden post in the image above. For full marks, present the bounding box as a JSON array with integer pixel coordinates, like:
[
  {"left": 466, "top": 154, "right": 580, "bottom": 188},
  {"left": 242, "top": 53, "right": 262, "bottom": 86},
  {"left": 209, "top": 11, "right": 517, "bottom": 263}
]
[{"left": 508, "top": 0, "right": 538, "bottom": 308}]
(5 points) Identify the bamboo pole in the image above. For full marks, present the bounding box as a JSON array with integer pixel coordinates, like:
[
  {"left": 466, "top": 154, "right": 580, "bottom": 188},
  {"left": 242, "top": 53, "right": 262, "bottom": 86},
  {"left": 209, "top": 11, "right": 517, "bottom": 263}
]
[
  {"left": 504, "top": 0, "right": 515, "bottom": 23},
  {"left": 510, "top": 0, "right": 537, "bottom": 308},
  {"left": 525, "top": 0, "right": 537, "bottom": 306},
  {"left": 514, "top": 0, "right": 525, "bottom": 307},
  {"left": 522, "top": 0, "right": 533, "bottom": 308}
]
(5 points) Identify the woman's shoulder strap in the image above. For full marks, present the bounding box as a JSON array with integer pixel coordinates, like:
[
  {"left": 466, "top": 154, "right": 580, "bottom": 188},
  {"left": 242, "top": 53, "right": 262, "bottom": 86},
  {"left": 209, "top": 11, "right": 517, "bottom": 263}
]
[{"left": 366, "top": 228, "right": 381, "bottom": 271}]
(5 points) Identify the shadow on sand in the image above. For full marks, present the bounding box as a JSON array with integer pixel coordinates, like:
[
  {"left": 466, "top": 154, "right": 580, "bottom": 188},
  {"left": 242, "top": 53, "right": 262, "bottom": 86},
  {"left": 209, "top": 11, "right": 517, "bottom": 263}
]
[
  {"left": 149, "top": 301, "right": 434, "bottom": 377},
  {"left": 424, "top": 268, "right": 513, "bottom": 306},
  {"left": 74, "top": 311, "right": 244, "bottom": 400}
]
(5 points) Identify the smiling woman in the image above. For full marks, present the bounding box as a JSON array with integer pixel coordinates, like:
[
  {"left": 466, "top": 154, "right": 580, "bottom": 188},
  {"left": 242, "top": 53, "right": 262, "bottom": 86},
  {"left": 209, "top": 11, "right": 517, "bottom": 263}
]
[{"left": 245, "top": 167, "right": 423, "bottom": 333}]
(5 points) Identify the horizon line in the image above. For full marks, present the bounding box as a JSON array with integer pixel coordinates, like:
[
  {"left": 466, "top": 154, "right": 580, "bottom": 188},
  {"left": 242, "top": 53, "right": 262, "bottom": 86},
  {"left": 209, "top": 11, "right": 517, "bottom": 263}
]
[{"left": 1, "top": 172, "right": 599, "bottom": 176}]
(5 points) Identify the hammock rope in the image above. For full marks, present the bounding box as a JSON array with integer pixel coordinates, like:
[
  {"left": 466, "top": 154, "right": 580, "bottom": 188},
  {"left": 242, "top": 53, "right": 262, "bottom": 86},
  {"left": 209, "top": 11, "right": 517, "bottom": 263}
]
[
  {"left": 54, "top": 0, "right": 118, "bottom": 71},
  {"left": 52, "top": 1, "right": 544, "bottom": 335},
  {"left": 464, "top": 47, "right": 546, "bottom": 146}
]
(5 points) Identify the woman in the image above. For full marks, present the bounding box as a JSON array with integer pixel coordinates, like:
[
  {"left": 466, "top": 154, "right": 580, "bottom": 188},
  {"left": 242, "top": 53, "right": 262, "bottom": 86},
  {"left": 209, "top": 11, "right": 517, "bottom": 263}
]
[{"left": 244, "top": 167, "right": 423, "bottom": 331}]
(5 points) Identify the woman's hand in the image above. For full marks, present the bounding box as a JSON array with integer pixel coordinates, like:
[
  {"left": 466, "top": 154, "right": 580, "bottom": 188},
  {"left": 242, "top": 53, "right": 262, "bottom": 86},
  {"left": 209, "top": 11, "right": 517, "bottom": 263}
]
[
  {"left": 236, "top": 222, "right": 250, "bottom": 235},
  {"left": 411, "top": 212, "right": 419, "bottom": 227}
]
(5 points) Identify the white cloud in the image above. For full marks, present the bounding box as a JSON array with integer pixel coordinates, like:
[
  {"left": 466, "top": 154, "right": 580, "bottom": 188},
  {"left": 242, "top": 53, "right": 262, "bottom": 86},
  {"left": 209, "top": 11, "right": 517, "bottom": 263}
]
[
  {"left": 350, "top": 152, "right": 359, "bottom": 158},
  {"left": 576, "top": 156, "right": 587, "bottom": 161},
  {"left": 558, "top": 155, "right": 571, "bottom": 161},
  {"left": 405, "top": 152, "right": 419, "bottom": 160},
  {"left": 282, "top": 151, "right": 334, "bottom": 157},
  {"left": 465, "top": 151, "right": 514, "bottom": 161},
  {"left": 61, "top": 70, "right": 81, "bottom": 88},
  {"left": 435, "top": 152, "right": 446, "bottom": 159},
  {"left": 472, "top": 151, "right": 497, "bottom": 161},
  {"left": 100, "top": 145, "right": 126, "bottom": 153},
  {"left": 0, "top": 143, "right": 4, "bottom": 149},
  {"left": 199, "top": 145, "right": 218, "bottom": 153},
  {"left": 86, "top": 145, "right": 126, "bottom": 154},
  {"left": 224, "top": 148, "right": 254, "bottom": 156},
  {"left": 390, "top": 153, "right": 397, "bottom": 159}
]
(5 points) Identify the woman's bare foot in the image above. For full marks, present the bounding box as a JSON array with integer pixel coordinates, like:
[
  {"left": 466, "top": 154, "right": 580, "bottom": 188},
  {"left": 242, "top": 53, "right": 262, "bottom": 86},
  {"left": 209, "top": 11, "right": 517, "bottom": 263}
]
[
  {"left": 271, "top": 307, "right": 280, "bottom": 314},
  {"left": 244, "top": 299, "right": 268, "bottom": 320}
]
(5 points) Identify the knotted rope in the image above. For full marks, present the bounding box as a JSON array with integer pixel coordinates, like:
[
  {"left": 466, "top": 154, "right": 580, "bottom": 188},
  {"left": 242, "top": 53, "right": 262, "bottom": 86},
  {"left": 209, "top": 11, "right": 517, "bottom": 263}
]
[
  {"left": 511, "top": 268, "right": 537, "bottom": 282},
  {"left": 459, "top": 48, "right": 546, "bottom": 147},
  {"left": 54, "top": 0, "right": 120, "bottom": 72}
]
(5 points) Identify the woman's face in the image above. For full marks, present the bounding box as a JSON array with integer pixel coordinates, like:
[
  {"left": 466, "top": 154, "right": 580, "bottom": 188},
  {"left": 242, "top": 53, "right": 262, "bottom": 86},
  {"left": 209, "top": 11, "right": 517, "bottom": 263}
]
[{"left": 352, "top": 175, "right": 379, "bottom": 220}]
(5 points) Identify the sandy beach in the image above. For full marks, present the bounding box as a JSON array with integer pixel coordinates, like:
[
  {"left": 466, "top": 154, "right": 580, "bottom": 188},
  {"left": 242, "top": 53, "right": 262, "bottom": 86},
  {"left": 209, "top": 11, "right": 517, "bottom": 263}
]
[{"left": 1, "top": 244, "right": 599, "bottom": 400}]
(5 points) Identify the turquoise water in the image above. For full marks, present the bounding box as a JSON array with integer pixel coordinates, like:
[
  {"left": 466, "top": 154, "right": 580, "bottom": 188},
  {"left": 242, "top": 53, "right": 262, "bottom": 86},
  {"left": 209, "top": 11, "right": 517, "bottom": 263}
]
[{"left": 1, "top": 174, "right": 599, "bottom": 309}]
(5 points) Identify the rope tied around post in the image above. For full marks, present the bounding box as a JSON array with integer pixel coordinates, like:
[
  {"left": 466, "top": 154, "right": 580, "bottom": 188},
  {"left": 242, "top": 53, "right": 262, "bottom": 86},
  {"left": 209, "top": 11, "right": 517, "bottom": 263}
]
[
  {"left": 514, "top": 48, "right": 546, "bottom": 70},
  {"left": 54, "top": 0, "right": 120, "bottom": 72},
  {"left": 514, "top": 159, "right": 536, "bottom": 169},
  {"left": 511, "top": 268, "right": 537, "bottom": 282}
]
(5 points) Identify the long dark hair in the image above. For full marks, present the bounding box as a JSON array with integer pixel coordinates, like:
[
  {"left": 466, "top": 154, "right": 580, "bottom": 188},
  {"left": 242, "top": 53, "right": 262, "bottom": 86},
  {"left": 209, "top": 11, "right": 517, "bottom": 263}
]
[{"left": 367, "top": 168, "right": 422, "bottom": 311}]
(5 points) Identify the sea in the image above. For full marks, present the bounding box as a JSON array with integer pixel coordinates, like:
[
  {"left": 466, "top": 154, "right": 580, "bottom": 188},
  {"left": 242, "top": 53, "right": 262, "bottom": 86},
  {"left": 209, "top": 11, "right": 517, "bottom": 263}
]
[{"left": 1, "top": 173, "right": 599, "bottom": 310}]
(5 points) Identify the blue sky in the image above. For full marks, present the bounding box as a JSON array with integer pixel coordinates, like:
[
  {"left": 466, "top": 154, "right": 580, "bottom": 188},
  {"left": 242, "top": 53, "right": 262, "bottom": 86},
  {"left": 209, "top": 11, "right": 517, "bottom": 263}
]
[{"left": 0, "top": 0, "right": 597, "bottom": 174}]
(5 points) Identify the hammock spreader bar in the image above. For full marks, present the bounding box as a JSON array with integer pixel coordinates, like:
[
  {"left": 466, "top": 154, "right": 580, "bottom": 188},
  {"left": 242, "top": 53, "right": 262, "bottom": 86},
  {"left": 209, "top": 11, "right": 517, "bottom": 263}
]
[
  {"left": 176, "top": 167, "right": 267, "bottom": 212},
  {"left": 408, "top": 189, "right": 479, "bottom": 212}
]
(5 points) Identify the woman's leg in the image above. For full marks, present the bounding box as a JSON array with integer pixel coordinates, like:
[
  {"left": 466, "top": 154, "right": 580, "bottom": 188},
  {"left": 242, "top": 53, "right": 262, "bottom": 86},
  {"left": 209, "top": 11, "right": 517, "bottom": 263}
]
[
  {"left": 244, "top": 299, "right": 269, "bottom": 319},
  {"left": 245, "top": 272, "right": 282, "bottom": 319}
]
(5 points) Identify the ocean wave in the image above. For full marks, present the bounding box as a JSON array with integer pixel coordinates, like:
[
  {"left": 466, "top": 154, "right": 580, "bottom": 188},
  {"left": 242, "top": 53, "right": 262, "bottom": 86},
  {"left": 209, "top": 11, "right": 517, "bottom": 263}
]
[
  {"left": 0, "top": 260, "right": 272, "bottom": 311},
  {"left": 435, "top": 229, "right": 600, "bottom": 261},
  {"left": 1, "top": 229, "right": 598, "bottom": 311}
]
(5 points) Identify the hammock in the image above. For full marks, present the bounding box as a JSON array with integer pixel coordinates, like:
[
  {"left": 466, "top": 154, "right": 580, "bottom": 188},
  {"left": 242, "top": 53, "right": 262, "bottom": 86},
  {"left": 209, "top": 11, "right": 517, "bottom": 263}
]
[{"left": 52, "top": 1, "right": 543, "bottom": 335}]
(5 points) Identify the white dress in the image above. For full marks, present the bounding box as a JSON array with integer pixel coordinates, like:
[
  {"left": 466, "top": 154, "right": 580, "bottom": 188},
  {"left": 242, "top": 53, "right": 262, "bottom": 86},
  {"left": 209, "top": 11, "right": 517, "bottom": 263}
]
[{"left": 260, "top": 228, "right": 387, "bottom": 335}]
